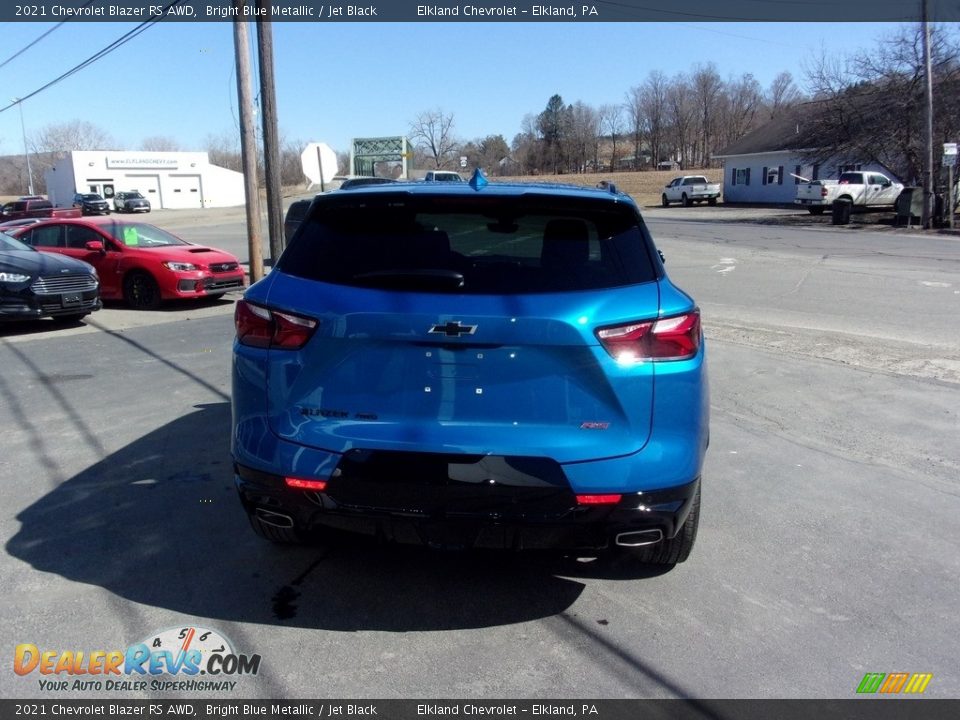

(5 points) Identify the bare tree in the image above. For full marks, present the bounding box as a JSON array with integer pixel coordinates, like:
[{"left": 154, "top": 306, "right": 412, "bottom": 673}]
[
  {"left": 22, "top": 120, "right": 113, "bottom": 194},
  {"left": 566, "top": 102, "right": 598, "bottom": 173},
  {"left": 625, "top": 86, "right": 645, "bottom": 170},
  {"left": 511, "top": 113, "right": 543, "bottom": 174},
  {"left": 280, "top": 136, "right": 306, "bottom": 186},
  {"left": 140, "top": 136, "right": 182, "bottom": 152},
  {"left": 31, "top": 120, "right": 113, "bottom": 153},
  {"left": 639, "top": 70, "right": 669, "bottom": 169},
  {"left": 336, "top": 150, "right": 351, "bottom": 175},
  {"left": 409, "top": 109, "right": 458, "bottom": 169},
  {"left": 691, "top": 63, "right": 724, "bottom": 166},
  {"left": 666, "top": 75, "right": 697, "bottom": 169},
  {"left": 799, "top": 24, "right": 960, "bottom": 185},
  {"left": 598, "top": 104, "right": 625, "bottom": 172},
  {"left": 766, "top": 71, "right": 802, "bottom": 118},
  {"left": 717, "top": 73, "right": 764, "bottom": 151},
  {"left": 204, "top": 131, "right": 242, "bottom": 172}
]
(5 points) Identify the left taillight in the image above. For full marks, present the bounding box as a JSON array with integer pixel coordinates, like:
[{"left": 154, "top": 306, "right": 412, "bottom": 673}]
[
  {"left": 235, "top": 300, "right": 318, "bottom": 350},
  {"left": 595, "top": 310, "right": 701, "bottom": 363}
]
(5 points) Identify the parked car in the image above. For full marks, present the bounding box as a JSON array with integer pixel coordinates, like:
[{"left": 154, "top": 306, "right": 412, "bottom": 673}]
[
  {"left": 113, "top": 191, "right": 151, "bottom": 213},
  {"left": 0, "top": 231, "right": 100, "bottom": 323},
  {"left": 661, "top": 176, "right": 721, "bottom": 207},
  {"left": 0, "top": 198, "right": 81, "bottom": 221},
  {"left": 423, "top": 170, "right": 464, "bottom": 182},
  {"left": 794, "top": 171, "right": 903, "bottom": 214},
  {"left": 11, "top": 218, "right": 245, "bottom": 310},
  {"left": 231, "top": 176, "right": 709, "bottom": 564},
  {"left": 72, "top": 193, "right": 111, "bottom": 216}
]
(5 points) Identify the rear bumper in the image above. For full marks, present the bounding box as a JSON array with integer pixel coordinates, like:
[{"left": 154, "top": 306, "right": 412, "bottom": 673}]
[{"left": 234, "top": 459, "right": 700, "bottom": 550}]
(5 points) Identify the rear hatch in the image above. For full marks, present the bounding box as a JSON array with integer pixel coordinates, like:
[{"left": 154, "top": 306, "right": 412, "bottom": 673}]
[{"left": 260, "top": 190, "right": 663, "bottom": 464}]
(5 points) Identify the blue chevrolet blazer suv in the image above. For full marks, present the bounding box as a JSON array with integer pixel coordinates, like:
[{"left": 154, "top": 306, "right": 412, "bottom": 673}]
[{"left": 231, "top": 173, "right": 709, "bottom": 564}]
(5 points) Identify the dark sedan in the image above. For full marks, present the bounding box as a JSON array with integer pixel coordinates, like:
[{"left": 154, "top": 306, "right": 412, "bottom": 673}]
[{"left": 0, "top": 232, "right": 101, "bottom": 323}]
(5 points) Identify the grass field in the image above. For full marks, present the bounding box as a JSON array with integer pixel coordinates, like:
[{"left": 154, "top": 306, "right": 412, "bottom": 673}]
[{"left": 492, "top": 169, "right": 725, "bottom": 208}]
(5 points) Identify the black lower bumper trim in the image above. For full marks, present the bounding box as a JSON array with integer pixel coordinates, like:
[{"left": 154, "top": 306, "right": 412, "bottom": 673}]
[{"left": 235, "top": 461, "right": 699, "bottom": 551}]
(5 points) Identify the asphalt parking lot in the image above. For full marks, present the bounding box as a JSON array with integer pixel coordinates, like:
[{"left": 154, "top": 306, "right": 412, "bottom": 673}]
[{"left": 1, "top": 202, "right": 958, "bottom": 700}]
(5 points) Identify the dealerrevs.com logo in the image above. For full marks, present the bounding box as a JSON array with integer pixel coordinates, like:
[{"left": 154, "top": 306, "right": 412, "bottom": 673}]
[{"left": 14, "top": 626, "right": 261, "bottom": 692}]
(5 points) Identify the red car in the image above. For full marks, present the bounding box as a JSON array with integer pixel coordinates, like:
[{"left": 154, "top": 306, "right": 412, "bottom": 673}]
[{"left": 11, "top": 217, "right": 245, "bottom": 310}]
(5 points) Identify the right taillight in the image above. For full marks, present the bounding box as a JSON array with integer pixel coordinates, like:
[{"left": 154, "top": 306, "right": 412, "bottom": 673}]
[
  {"left": 235, "top": 300, "right": 318, "bottom": 350},
  {"left": 596, "top": 310, "right": 701, "bottom": 363}
]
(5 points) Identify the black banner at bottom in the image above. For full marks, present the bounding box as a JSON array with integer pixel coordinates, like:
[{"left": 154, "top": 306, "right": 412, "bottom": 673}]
[{"left": 1, "top": 700, "right": 958, "bottom": 720}]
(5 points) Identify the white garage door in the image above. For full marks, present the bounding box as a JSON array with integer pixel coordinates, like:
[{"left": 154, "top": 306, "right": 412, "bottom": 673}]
[
  {"left": 125, "top": 174, "right": 162, "bottom": 208},
  {"left": 164, "top": 174, "right": 203, "bottom": 209}
]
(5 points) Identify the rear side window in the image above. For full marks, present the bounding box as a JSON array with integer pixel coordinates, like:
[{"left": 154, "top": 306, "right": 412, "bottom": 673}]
[
  {"left": 26, "top": 225, "right": 64, "bottom": 248},
  {"left": 278, "top": 194, "right": 658, "bottom": 294}
]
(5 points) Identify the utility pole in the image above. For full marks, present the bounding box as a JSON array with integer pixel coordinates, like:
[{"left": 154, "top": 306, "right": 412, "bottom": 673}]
[
  {"left": 232, "top": 4, "right": 263, "bottom": 283},
  {"left": 921, "top": 0, "right": 935, "bottom": 229},
  {"left": 256, "top": 0, "right": 284, "bottom": 263},
  {"left": 13, "top": 98, "right": 35, "bottom": 196}
]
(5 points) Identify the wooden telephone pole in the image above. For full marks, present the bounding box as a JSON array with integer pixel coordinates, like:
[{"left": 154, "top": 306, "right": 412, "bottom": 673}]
[
  {"left": 232, "top": 2, "right": 263, "bottom": 282},
  {"left": 256, "top": 0, "right": 284, "bottom": 263}
]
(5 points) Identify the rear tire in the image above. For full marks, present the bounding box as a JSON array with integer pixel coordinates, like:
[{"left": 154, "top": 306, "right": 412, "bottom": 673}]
[
  {"left": 682, "top": 193, "right": 691, "bottom": 207},
  {"left": 627, "top": 485, "right": 700, "bottom": 565},
  {"left": 248, "top": 512, "right": 304, "bottom": 544},
  {"left": 708, "top": 198, "right": 717, "bottom": 206},
  {"left": 123, "top": 271, "right": 162, "bottom": 310}
]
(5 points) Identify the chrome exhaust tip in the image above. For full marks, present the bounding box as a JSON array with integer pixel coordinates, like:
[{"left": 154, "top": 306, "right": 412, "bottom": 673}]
[
  {"left": 255, "top": 508, "right": 295, "bottom": 529},
  {"left": 615, "top": 529, "right": 663, "bottom": 547}
]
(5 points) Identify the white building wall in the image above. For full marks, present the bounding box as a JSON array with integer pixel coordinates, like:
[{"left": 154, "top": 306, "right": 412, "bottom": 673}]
[
  {"left": 43, "top": 150, "right": 245, "bottom": 209},
  {"left": 720, "top": 151, "right": 901, "bottom": 204}
]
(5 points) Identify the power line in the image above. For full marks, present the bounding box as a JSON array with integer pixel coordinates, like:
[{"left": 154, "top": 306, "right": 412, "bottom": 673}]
[
  {"left": 0, "top": 0, "right": 99, "bottom": 70},
  {"left": 0, "top": 0, "right": 184, "bottom": 116}
]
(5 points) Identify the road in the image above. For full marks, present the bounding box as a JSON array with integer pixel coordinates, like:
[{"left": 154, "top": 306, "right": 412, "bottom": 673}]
[{"left": 1, "top": 212, "right": 957, "bottom": 701}]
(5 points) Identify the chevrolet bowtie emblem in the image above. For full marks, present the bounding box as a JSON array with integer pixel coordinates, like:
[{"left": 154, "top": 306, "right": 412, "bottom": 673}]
[{"left": 429, "top": 321, "right": 477, "bottom": 337}]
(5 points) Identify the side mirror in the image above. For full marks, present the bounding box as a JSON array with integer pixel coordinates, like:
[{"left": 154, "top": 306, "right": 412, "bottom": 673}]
[
  {"left": 658, "top": 249, "right": 666, "bottom": 264},
  {"left": 85, "top": 240, "right": 106, "bottom": 253}
]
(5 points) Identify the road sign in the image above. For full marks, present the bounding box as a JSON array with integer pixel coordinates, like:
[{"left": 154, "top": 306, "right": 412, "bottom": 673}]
[
  {"left": 300, "top": 142, "right": 337, "bottom": 185},
  {"left": 944, "top": 143, "right": 957, "bottom": 156}
]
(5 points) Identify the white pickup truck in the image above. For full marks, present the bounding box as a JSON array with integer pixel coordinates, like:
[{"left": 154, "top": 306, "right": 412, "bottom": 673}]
[
  {"left": 795, "top": 171, "right": 903, "bottom": 215},
  {"left": 661, "top": 176, "right": 721, "bottom": 207}
]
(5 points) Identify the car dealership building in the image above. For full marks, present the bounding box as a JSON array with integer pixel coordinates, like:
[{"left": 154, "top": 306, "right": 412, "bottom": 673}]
[{"left": 44, "top": 150, "right": 246, "bottom": 210}]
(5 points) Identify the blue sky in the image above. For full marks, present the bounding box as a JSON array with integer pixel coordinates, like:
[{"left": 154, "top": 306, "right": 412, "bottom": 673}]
[{"left": 0, "top": 21, "right": 940, "bottom": 160}]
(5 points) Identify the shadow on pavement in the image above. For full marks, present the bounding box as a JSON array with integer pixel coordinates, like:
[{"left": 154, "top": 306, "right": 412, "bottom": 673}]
[{"left": 7, "top": 402, "right": 671, "bottom": 632}]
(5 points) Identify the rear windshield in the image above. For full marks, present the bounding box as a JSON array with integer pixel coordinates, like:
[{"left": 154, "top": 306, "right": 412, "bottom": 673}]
[{"left": 278, "top": 194, "right": 658, "bottom": 294}]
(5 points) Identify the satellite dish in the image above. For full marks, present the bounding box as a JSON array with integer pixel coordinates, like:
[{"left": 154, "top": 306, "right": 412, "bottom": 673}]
[{"left": 300, "top": 142, "right": 337, "bottom": 186}]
